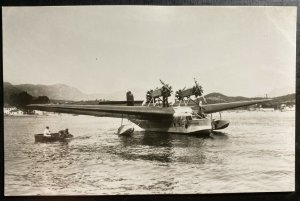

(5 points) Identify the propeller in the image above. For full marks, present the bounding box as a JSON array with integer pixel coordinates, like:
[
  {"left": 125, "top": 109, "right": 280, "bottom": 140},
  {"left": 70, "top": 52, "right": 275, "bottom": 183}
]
[
  {"left": 146, "top": 89, "right": 153, "bottom": 103},
  {"left": 160, "top": 79, "right": 173, "bottom": 98},
  {"left": 175, "top": 90, "right": 183, "bottom": 101},
  {"left": 193, "top": 78, "right": 203, "bottom": 97},
  {"left": 175, "top": 87, "right": 186, "bottom": 101},
  {"left": 193, "top": 78, "right": 207, "bottom": 104}
]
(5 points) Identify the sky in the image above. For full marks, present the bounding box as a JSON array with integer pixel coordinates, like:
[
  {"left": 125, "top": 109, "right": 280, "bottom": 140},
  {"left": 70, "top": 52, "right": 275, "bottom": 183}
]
[{"left": 3, "top": 6, "right": 297, "bottom": 97}]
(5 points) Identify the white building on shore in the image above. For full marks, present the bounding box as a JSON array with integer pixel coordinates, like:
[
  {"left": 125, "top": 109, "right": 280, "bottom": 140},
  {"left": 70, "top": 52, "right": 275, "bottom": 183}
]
[
  {"left": 4, "top": 107, "right": 17, "bottom": 115},
  {"left": 10, "top": 109, "right": 24, "bottom": 116},
  {"left": 4, "top": 107, "right": 24, "bottom": 116},
  {"left": 280, "top": 104, "right": 295, "bottom": 112}
]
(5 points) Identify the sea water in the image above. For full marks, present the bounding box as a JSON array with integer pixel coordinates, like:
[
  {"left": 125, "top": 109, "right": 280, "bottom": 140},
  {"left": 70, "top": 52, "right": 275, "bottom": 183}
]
[{"left": 4, "top": 111, "right": 294, "bottom": 195}]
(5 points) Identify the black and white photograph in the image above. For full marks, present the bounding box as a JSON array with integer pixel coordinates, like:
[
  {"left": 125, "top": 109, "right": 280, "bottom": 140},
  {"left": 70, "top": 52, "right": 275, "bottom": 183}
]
[{"left": 3, "top": 6, "right": 296, "bottom": 195}]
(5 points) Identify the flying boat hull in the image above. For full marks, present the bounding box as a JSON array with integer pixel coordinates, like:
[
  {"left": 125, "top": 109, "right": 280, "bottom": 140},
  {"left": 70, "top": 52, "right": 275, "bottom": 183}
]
[{"left": 130, "top": 117, "right": 212, "bottom": 134}]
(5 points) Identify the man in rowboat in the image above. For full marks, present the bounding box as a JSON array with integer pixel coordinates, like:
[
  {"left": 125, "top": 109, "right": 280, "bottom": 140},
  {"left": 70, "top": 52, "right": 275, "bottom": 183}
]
[{"left": 43, "top": 126, "right": 51, "bottom": 138}]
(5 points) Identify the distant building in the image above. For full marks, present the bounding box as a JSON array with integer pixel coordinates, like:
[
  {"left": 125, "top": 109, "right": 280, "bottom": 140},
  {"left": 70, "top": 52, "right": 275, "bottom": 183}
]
[
  {"left": 280, "top": 104, "right": 295, "bottom": 112},
  {"left": 9, "top": 109, "right": 24, "bottom": 116},
  {"left": 4, "top": 107, "right": 17, "bottom": 115},
  {"left": 4, "top": 107, "right": 25, "bottom": 116}
]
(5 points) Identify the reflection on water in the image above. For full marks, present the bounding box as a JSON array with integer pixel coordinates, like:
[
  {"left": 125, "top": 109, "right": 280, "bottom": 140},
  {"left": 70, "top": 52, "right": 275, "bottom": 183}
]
[
  {"left": 211, "top": 131, "right": 229, "bottom": 139},
  {"left": 117, "top": 131, "right": 217, "bottom": 163},
  {"left": 4, "top": 111, "right": 295, "bottom": 195},
  {"left": 119, "top": 131, "right": 173, "bottom": 148},
  {"left": 118, "top": 131, "right": 173, "bottom": 163}
]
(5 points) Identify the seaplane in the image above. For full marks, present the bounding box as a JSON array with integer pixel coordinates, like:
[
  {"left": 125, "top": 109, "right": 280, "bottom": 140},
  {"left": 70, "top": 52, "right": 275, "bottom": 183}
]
[{"left": 27, "top": 79, "right": 271, "bottom": 136}]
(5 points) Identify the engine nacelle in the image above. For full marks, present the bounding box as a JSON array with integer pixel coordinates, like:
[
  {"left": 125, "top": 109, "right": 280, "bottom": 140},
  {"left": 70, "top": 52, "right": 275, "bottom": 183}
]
[
  {"left": 145, "top": 80, "right": 173, "bottom": 107},
  {"left": 175, "top": 79, "right": 203, "bottom": 101},
  {"left": 180, "top": 88, "right": 194, "bottom": 98},
  {"left": 151, "top": 88, "right": 163, "bottom": 98}
]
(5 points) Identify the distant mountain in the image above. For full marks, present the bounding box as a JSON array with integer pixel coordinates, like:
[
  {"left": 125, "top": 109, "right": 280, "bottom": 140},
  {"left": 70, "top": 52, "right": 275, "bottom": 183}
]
[
  {"left": 3, "top": 82, "right": 149, "bottom": 102},
  {"left": 4, "top": 82, "right": 88, "bottom": 101},
  {"left": 271, "top": 93, "right": 295, "bottom": 104},
  {"left": 13, "top": 83, "right": 88, "bottom": 101},
  {"left": 204, "top": 92, "right": 252, "bottom": 104},
  {"left": 3, "top": 82, "right": 146, "bottom": 101},
  {"left": 3, "top": 82, "right": 22, "bottom": 103},
  {"left": 203, "top": 92, "right": 295, "bottom": 109}
]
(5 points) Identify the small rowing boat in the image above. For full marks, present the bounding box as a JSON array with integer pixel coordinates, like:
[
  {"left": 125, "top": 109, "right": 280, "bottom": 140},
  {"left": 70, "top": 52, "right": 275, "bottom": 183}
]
[{"left": 34, "top": 133, "right": 73, "bottom": 143}]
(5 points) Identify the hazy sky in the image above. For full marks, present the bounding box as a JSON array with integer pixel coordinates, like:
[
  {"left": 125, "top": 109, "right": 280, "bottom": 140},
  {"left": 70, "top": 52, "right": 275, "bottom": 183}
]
[{"left": 3, "top": 6, "right": 296, "bottom": 97}]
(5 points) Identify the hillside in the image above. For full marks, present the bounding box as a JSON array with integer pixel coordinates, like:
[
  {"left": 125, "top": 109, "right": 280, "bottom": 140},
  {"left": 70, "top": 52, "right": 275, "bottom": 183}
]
[
  {"left": 204, "top": 92, "right": 253, "bottom": 104},
  {"left": 272, "top": 93, "right": 295, "bottom": 102},
  {"left": 191, "top": 92, "right": 294, "bottom": 109},
  {"left": 4, "top": 82, "right": 90, "bottom": 101},
  {"left": 4, "top": 82, "right": 146, "bottom": 101},
  {"left": 3, "top": 82, "right": 22, "bottom": 103}
]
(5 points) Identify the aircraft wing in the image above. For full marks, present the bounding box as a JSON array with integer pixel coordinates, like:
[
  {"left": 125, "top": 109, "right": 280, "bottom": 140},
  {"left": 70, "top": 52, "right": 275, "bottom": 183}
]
[
  {"left": 201, "top": 99, "right": 272, "bottom": 114},
  {"left": 27, "top": 104, "right": 175, "bottom": 119}
]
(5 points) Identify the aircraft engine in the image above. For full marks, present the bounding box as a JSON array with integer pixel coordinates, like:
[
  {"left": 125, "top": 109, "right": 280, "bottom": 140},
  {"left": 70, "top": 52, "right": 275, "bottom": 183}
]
[
  {"left": 151, "top": 88, "right": 163, "bottom": 98},
  {"left": 175, "top": 88, "right": 194, "bottom": 100},
  {"left": 161, "top": 84, "right": 172, "bottom": 98},
  {"left": 146, "top": 90, "right": 154, "bottom": 103},
  {"left": 145, "top": 80, "right": 173, "bottom": 107},
  {"left": 175, "top": 90, "right": 183, "bottom": 101},
  {"left": 175, "top": 87, "right": 201, "bottom": 100},
  {"left": 193, "top": 79, "right": 203, "bottom": 97},
  {"left": 175, "top": 79, "right": 204, "bottom": 103}
]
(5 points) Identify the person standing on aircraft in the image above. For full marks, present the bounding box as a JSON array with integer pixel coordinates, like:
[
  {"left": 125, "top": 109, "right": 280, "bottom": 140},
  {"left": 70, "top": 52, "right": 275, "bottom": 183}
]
[
  {"left": 161, "top": 82, "right": 172, "bottom": 107},
  {"left": 43, "top": 126, "right": 51, "bottom": 138},
  {"left": 162, "top": 96, "right": 169, "bottom": 107}
]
